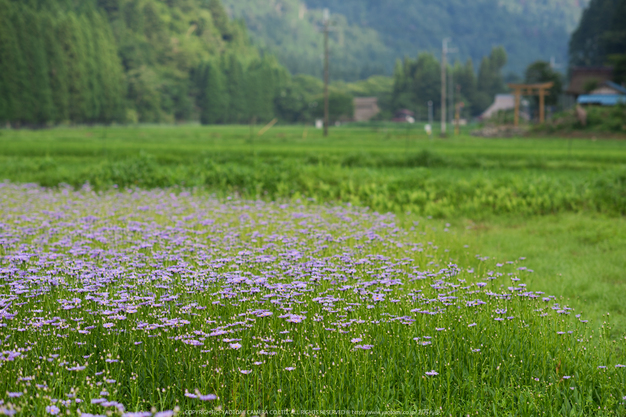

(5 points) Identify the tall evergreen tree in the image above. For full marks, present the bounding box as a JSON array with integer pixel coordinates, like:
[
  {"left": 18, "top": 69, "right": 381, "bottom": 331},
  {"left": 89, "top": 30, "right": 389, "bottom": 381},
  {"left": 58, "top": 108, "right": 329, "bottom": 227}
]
[
  {"left": 24, "top": 8, "right": 54, "bottom": 124},
  {"left": 92, "top": 12, "right": 125, "bottom": 122},
  {"left": 198, "top": 60, "right": 226, "bottom": 124},
  {"left": 453, "top": 59, "right": 478, "bottom": 116},
  {"left": 0, "top": 0, "right": 20, "bottom": 123},
  {"left": 58, "top": 13, "right": 90, "bottom": 123},
  {"left": 41, "top": 14, "right": 70, "bottom": 123},
  {"left": 10, "top": 7, "right": 35, "bottom": 124},
  {"left": 246, "top": 58, "right": 277, "bottom": 122},
  {"left": 81, "top": 13, "right": 102, "bottom": 122},
  {"left": 476, "top": 47, "right": 508, "bottom": 114},
  {"left": 569, "top": 0, "right": 619, "bottom": 67},
  {"left": 224, "top": 54, "right": 247, "bottom": 123}
]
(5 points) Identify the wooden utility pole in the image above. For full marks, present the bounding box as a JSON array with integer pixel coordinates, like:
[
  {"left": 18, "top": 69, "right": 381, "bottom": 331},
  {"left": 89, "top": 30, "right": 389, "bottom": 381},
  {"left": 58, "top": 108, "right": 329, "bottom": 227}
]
[
  {"left": 323, "top": 8, "right": 330, "bottom": 137},
  {"left": 440, "top": 38, "right": 456, "bottom": 136},
  {"left": 455, "top": 101, "right": 464, "bottom": 136},
  {"left": 441, "top": 39, "right": 448, "bottom": 136}
]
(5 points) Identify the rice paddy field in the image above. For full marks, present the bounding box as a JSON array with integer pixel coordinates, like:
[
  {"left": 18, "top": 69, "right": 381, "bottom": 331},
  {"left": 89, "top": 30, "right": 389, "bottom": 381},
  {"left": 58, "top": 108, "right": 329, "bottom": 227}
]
[{"left": 1, "top": 125, "right": 625, "bottom": 416}]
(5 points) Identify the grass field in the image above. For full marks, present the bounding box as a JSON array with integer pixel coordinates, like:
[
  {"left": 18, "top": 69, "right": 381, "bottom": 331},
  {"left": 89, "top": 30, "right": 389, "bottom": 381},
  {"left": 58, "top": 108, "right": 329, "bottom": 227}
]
[
  {"left": 2, "top": 124, "right": 626, "bottom": 217},
  {"left": 1, "top": 124, "right": 625, "bottom": 415}
]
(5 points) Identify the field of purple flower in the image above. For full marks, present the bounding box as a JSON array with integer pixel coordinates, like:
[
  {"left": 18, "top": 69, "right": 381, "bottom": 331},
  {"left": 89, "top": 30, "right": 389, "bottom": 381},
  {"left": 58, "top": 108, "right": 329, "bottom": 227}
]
[{"left": 1, "top": 183, "right": 625, "bottom": 415}]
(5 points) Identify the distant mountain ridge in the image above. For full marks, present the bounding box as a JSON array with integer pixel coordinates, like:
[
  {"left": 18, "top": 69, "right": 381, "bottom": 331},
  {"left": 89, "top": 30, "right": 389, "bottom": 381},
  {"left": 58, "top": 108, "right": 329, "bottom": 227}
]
[{"left": 223, "top": 0, "right": 588, "bottom": 80}]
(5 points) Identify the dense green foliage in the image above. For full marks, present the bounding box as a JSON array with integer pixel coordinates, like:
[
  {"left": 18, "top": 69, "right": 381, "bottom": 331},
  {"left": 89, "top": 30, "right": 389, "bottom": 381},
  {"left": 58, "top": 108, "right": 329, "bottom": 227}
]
[
  {"left": 524, "top": 61, "right": 564, "bottom": 107},
  {"left": 533, "top": 104, "right": 626, "bottom": 134},
  {"left": 0, "top": 0, "right": 370, "bottom": 126},
  {"left": 221, "top": 0, "right": 391, "bottom": 81},
  {"left": 569, "top": 0, "right": 626, "bottom": 69},
  {"left": 391, "top": 47, "right": 508, "bottom": 118},
  {"left": 224, "top": 0, "right": 587, "bottom": 79},
  {"left": 0, "top": 0, "right": 126, "bottom": 126},
  {"left": 1, "top": 125, "right": 625, "bottom": 218}
]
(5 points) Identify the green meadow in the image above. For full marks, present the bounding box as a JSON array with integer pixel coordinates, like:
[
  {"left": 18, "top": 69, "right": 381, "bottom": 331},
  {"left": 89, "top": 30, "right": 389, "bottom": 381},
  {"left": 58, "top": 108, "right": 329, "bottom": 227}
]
[{"left": 1, "top": 124, "right": 625, "bottom": 415}]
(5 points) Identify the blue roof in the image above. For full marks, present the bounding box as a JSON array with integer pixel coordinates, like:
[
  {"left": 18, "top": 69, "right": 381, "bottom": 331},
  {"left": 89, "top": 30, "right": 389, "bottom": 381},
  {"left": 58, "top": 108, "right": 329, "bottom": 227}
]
[{"left": 577, "top": 94, "right": 626, "bottom": 106}]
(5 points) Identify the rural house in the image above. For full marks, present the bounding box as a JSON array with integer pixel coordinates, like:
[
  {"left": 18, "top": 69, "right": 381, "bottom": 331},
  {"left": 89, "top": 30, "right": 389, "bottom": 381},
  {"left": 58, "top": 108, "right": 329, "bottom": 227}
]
[
  {"left": 353, "top": 97, "right": 380, "bottom": 122},
  {"left": 565, "top": 67, "right": 614, "bottom": 98},
  {"left": 577, "top": 80, "right": 626, "bottom": 106}
]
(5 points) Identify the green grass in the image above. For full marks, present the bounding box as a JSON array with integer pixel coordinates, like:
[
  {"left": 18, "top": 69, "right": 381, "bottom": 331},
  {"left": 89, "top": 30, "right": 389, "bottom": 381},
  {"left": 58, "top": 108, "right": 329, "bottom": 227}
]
[
  {"left": 1, "top": 124, "right": 625, "bottom": 415},
  {"left": 0, "top": 187, "right": 624, "bottom": 416},
  {"left": 1, "top": 125, "right": 625, "bottom": 218}
]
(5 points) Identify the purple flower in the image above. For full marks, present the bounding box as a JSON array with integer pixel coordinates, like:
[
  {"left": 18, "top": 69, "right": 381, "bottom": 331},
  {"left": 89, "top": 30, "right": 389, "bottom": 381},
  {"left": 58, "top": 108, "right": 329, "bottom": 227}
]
[
  {"left": 616, "top": 364, "right": 625, "bottom": 368},
  {"left": 353, "top": 345, "right": 373, "bottom": 350},
  {"left": 122, "top": 413, "right": 151, "bottom": 417},
  {"left": 46, "top": 406, "right": 60, "bottom": 415},
  {"left": 436, "top": 328, "right": 445, "bottom": 331},
  {"left": 468, "top": 323, "right": 477, "bottom": 327},
  {"left": 598, "top": 366, "right": 607, "bottom": 369},
  {"left": 229, "top": 343, "right": 242, "bottom": 350},
  {"left": 351, "top": 338, "right": 362, "bottom": 343},
  {"left": 285, "top": 367, "right": 295, "bottom": 371},
  {"left": 286, "top": 315, "right": 305, "bottom": 323},
  {"left": 425, "top": 370, "right": 438, "bottom": 376},
  {"left": 102, "top": 323, "right": 114, "bottom": 329},
  {"left": 186, "top": 391, "right": 216, "bottom": 401},
  {"left": 7, "top": 392, "right": 22, "bottom": 398},
  {"left": 240, "top": 369, "right": 252, "bottom": 374}
]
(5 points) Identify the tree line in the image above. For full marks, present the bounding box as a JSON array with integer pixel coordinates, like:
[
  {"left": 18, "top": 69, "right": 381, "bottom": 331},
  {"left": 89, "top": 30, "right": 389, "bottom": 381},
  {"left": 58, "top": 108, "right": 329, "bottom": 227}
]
[
  {"left": 569, "top": 0, "right": 626, "bottom": 84},
  {"left": 390, "top": 47, "right": 509, "bottom": 119},
  {"left": 0, "top": 0, "right": 126, "bottom": 126},
  {"left": 0, "top": 0, "right": 357, "bottom": 127}
]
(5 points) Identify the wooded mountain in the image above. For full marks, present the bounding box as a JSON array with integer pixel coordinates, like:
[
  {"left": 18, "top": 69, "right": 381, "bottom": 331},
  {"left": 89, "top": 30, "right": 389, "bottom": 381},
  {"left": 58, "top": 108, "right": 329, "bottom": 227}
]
[{"left": 222, "top": 0, "right": 588, "bottom": 80}]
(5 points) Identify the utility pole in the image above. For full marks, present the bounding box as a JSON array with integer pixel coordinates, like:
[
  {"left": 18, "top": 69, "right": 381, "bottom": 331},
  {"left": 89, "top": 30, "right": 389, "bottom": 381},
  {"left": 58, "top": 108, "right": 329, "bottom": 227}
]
[
  {"left": 440, "top": 38, "right": 457, "bottom": 137},
  {"left": 448, "top": 68, "right": 453, "bottom": 125},
  {"left": 427, "top": 100, "right": 433, "bottom": 139},
  {"left": 441, "top": 38, "right": 449, "bottom": 136},
  {"left": 323, "top": 8, "right": 330, "bottom": 137}
]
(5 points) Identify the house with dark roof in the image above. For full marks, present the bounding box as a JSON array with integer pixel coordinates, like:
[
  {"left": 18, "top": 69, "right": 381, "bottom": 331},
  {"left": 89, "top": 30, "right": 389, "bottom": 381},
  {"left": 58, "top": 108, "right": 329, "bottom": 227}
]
[
  {"left": 566, "top": 67, "right": 613, "bottom": 98},
  {"left": 577, "top": 80, "right": 626, "bottom": 106}
]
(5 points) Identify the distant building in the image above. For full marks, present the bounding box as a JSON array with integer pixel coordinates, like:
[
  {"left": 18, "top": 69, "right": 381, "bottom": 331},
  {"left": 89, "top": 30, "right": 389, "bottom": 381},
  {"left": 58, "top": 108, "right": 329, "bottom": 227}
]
[
  {"left": 479, "top": 94, "right": 533, "bottom": 122},
  {"left": 577, "top": 81, "right": 626, "bottom": 106},
  {"left": 566, "top": 67, "right": 613, "bottom": 98},
  {"left": 479, "top": 94, "right": 515, "bottom": 120},
  {"left": 353, "top": 97, "right": 380, "bottom": 122},
  {"left": 392, "top": 109, "right": 414, "bottom": 123}
]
